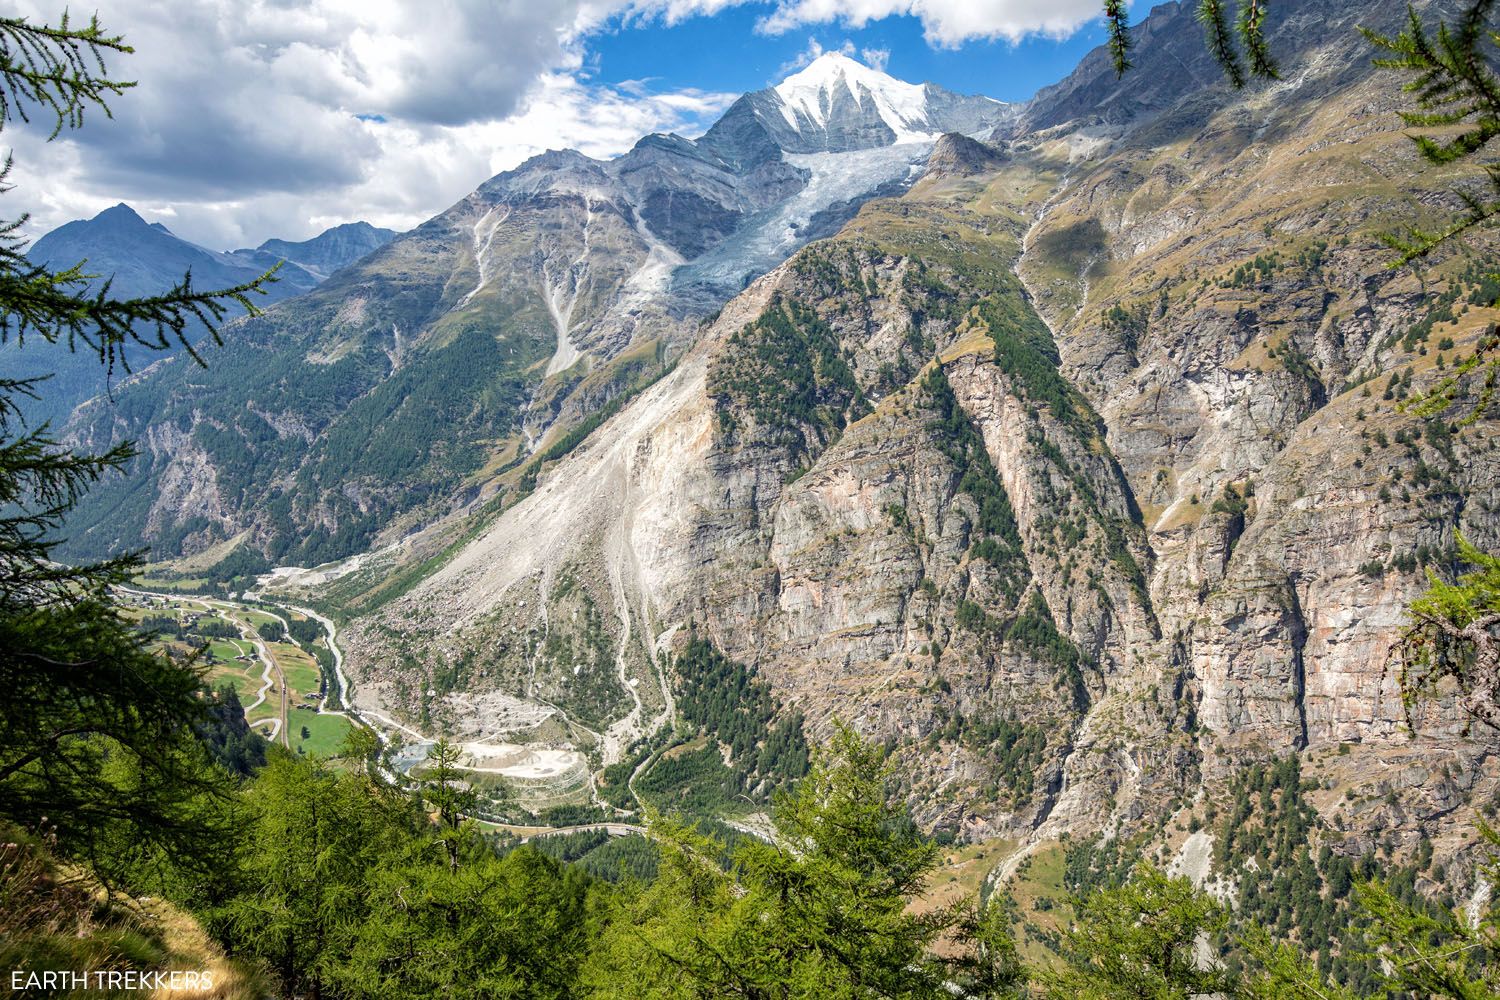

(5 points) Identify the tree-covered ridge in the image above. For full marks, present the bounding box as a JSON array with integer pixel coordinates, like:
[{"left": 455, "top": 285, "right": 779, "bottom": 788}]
[
  {"left": 709, "top": 292, "right": 869, "bottom": 458},
  {"left": 920, "top": 364, "right": 1029, "bottom": 603},
  {"left": 63, "top": 319, "right": 543, "bottom": 572},
  {"left": 919, "top": 362, "right": 1097, "bottom": 722},
  {"left": 708, "top": 218, "right": 1029, "bottom": 473},
  {"left": 198, "top": 683, "right": 268, "bottom": 778},
  {"left": 1056, "top": 754, "right": 1495, "bottom": 997},
  {"left": 1207, "top": 756, "right": 1448, "bottom": 991},
  {"left": 1005, "top": 590, "right": 1091, "bottom": 710},
  {"left": 12, "top": 722, "right": 1498, "bottom": 1000},
  {"left": 610, "top": 638, "right": 812, "bottom": 817},
  {"left": 923, "top": 707, "right": 1051, "bottom": 812},
  {"left": 975, "top": 297, "right": 1086, "bottom": 432},
  {"left": 671, "top": 637, "right": 810, "bottom": 798}
]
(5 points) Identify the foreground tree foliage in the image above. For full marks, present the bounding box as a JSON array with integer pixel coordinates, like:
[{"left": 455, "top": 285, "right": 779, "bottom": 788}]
[
  {"left": 0, "top": 11, "right": 272, "bottom": 888},
  {"left": 1042, "top": 864, "right": 1235, "bottom": 999},
  {"left": 123, "top": 728, "right": 1491, "bottom": 1000},
  {"left": 582, "top": 726, "right": 1013, "bottom": 1000},
  {"left": 1364, "top": 0, "right": 1500, "bottom": 842},
  {"left": 203, "top": 749, "right": 588, "bottom": 1000}
]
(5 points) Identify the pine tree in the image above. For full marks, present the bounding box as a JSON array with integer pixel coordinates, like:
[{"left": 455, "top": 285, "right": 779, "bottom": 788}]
[
  {"left": 1355, "top": 867, "right": 1500, "bottom": 1000},
  {"left": 1397, "top": 535, "right": 1500, "bottom": 732},
  {"left": 582, "top": 725, "right": 1023, "bottom": 999},
  {"left": 1041, "top": 863, "right": 1235, "bottom": 999},
  {"left": 218, "top": 754, "right": 410, "bottom": 999},
  {"left": 1364, "top": 0, "right": 1500, "bottom": 264},
  {"left": 0, "top": 11, "right": 274, "bottom": 882},
  {"left": 422, "top": 737, "right": 479, "bottom": 872},
  {"left": 1238, "top": 927, "right": 1362, "bottom": 1000},
  {"left": 342, "top": 842, "right": 593, "bottom": 1000}
]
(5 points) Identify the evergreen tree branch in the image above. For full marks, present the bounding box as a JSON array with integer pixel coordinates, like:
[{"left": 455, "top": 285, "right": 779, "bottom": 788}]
[
  {"left": 1237, "top": 0, "right": 1279, "bottom": 79},
  {"left": 1396, "top": 533, "right": 1500, "bottom": 733},
  {"left": 1365, "top": 0, "right": 1500, "bottom": 262},
  {"left": 0, "top": 257, "right": 280, "bottom": 370},
  {"left": 0, "top": 12, "right": 134, "bottom": 137},
  {"left": 1198, "top": 0, "right": 1247, "bottom": 88},
  {"left": 1104, "top": 0, "right": 1133, "bottom": 76},
  {"left": 0, "top": 11, "right": 269, "bottom": 887}
]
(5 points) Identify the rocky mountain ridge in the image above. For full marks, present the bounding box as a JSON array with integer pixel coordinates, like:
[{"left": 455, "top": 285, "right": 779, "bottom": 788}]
[
  {"left": 258, "top": 0, "right": 1500, "bottom": 888},
  {"left": 9, "top": 206, "right": 396, "bottom": 426},
  {"left": 56, "top": 54, "right": 1016, "bottom": 569},
  {"left": 248, "top": 220, "right": 398, "bottom": 278}
]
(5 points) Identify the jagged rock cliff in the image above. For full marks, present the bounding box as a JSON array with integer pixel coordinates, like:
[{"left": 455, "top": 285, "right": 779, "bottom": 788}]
[{"left": 294, "top": 0, "right": 1500, "bottom": 874}]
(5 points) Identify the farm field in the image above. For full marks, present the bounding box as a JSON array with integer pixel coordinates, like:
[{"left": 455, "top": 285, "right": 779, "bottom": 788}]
[
  {"left": 117, "top": 590, "right": 344, "bottom": 746},
  {"left": 120, "top": 588, "right": 572, "bottom": 818},
  {"left": 267, "top": 641, "right": 321, "bottom": 703},
  {"left": 289, "top": 711, "right": 353, "bottom": 758},
  {"left": 206, "top": 643, "right": 264, "bottom": 708}
]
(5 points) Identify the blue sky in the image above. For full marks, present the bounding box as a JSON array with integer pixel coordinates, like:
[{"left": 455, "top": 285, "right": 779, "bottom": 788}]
[
  {"left": 10, "top": 0, "right": 1124, "bottom": 249},
  {"left": 585, "top": 8, "right": 1111, "bottom": 105}
]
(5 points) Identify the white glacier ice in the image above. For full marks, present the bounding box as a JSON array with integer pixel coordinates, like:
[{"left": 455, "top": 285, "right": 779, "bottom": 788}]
[{"left": 675, "top": 141, "right": 934, "bottom": 294}]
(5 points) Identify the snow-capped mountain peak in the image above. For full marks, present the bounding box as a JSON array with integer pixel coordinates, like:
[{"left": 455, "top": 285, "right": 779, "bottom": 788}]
[
  {"left": 749, "top": 51, "right": 1011, "bottom": 153},
  {"left": 773, "top": 52, "right": 935, "bottom": 141}
]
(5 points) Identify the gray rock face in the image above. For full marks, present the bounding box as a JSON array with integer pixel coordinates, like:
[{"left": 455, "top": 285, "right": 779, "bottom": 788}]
[
  {"left": 314, "top": 0, "right": 1500, "bottom": 878},
  {"left": 924, "top": 133, "right": 1007, "bottom": 177},
  {"left": 249, "top": 221, "right": 397, "bottom": 276}
]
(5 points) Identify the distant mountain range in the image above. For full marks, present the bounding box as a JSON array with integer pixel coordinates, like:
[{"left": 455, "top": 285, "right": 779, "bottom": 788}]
[
  {"left": 9, "top": 206, "right": 396, "bottom": 426},
  {"left": 57, "top": 52, "right": 1012, "bottom": 566},
  {"left": 239, "top": 221, "right": 401, "bottom": 281},
  {"left": 46, "top": 0, "right": 1500, "bottom": 904}
]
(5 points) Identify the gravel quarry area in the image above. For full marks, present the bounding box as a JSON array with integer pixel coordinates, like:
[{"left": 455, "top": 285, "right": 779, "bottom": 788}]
[{"left": 459, "top": 742, "right": 585, "bottom": 780}]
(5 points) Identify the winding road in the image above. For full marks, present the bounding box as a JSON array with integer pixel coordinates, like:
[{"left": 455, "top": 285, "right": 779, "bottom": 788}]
[
  {"left": 123, "top": 587, "right": 288, "bottom": 745},
  {"left": 123, "top": 585, "right": 664, "bottom": 844}
]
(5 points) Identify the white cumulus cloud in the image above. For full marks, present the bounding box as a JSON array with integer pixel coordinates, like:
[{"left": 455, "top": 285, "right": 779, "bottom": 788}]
[
  {"left": 754, "top": 0, "right": 1110, "bottom": 46},
  {"left": 4, "top": 0, "right": 734, "bottom": 249}
]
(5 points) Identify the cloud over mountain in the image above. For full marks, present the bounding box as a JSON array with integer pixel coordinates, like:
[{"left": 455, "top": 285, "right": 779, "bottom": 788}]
[
  {"left": 4, "top": 0, "right": 1108, "bottom": 249},
  {"left": 6, "top": 0, "right": 735, "bottom": 249}
]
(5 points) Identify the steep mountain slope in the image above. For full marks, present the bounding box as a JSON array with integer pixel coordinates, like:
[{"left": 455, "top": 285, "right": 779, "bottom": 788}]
[
  {"left": 280, "top": 0, "right": 1500, "bottom": 872},
  {"left": 1010, "top": 0, "right": 1500, "bottom": 846},
  {"left": 59, "top": 56, "right": 1010, "bottom": 570},
  {"left": 9, "top": 206, "right": 395, "bottom": 426}
]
